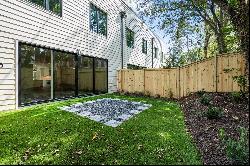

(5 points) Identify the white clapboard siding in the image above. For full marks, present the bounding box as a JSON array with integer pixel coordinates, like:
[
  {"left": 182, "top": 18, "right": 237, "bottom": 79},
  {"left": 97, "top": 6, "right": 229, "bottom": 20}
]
[
  {"left": 0, "top": 94, "right": 15, "bottom": 100},
  {"left": 0, "top": 0, "right": 165, "bottom": 111},
  {"left": 0, "top": 84, "right": 15, "bottom": 90},
  {"left": 0, "top": 99, "right": 15, "bottom": 105},
  {"left": 0, "top": 79, "right": 15, "bottom": 85},
  {"left": 0, "top": 105, "right": 15, "bottom": 111},
  {"left": 0, "top": 73, "right": 15, "bottom": 80}
]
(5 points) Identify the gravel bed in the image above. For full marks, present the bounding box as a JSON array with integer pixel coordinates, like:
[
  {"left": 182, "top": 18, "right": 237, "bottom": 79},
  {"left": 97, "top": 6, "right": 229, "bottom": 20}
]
[{"left": 59, "top": 98, "right": 152, "bottom": 127}]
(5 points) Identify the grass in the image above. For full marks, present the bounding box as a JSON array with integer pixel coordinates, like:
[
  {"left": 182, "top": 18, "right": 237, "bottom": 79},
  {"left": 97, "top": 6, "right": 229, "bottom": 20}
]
[{"left": 0, "top": 94, "right": 201, "bottom": 165}]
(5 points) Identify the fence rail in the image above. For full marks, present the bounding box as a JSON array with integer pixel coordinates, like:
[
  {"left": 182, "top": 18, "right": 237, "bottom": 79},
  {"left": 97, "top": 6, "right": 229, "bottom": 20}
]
[{"left": 117, "top": 53, "right": 246, "bottom": 98}]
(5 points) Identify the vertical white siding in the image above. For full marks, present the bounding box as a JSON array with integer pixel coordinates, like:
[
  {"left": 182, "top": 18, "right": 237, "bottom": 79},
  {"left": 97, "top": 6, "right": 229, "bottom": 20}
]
[{"left": 0, "top": 0, "right": 164, "bottom": 111}]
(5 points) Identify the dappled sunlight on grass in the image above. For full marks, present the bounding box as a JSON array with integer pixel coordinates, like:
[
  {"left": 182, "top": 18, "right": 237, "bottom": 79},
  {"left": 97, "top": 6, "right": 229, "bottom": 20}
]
[
  {"left": 0, "top": 94, "right": 201, "bottom": 165},
  {"left": 159, "top": 132, "right": 172, "bottom": 141}
]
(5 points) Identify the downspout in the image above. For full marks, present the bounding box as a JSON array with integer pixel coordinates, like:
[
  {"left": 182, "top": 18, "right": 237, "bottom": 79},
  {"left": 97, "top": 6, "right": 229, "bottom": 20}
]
[
  {"left": 120, "top": 11, "right": 126, "bottom": 69},
  {"left": 151, "top": 37, "right": 154, "bottom": 68}
]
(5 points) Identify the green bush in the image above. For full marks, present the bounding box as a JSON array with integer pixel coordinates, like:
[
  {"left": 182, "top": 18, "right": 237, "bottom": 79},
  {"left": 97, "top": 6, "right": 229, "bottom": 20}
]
[
  {"left": 232, "top": 75, "right": 248, "bottom": 93},
  {"left": 200, "top": 94, "right": 211, "bottom": 106},
  {"left": 197, "top": 89, "right": 206, "bottom": 97},
  {"left": 230, "top": 92, "right": 242, "bottom": 103},
  {"left": 219, "top": 127, "right": 249, "bottom": 165},
  {"left": 205, "top": 107, "right": 223, "bottom": 119}
]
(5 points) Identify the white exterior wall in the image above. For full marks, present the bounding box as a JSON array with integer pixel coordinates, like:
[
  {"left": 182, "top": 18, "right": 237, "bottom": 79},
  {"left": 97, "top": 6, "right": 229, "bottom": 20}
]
[{"left": 0, "top": 0, "right": 164, "bottom": 111}]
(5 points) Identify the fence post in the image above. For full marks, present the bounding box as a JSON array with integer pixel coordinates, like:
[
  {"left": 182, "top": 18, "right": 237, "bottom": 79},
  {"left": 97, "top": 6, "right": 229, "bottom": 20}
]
[{"left": 215, "top": 54, "right": 218, "bottom": 92}]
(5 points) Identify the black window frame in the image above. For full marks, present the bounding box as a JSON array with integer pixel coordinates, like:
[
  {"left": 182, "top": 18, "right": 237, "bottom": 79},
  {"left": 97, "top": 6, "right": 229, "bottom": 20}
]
[
  {"left": 28, "top": 0, "right": 62, "bottom": 16},
  {"left": 154, "top": 47, "right": 158, "bottom": 58},
  {"left": 18, "top": 42, "right": 108, "bottom": 107},
  {"left": 89, "top": 3, "right": 108, "bottom": 36},
  {"left": 142, "top": 38, "right": 147, "bottom": 54},
  {"left": 126, "top": 27, "right": 135, "bottom": 48}
]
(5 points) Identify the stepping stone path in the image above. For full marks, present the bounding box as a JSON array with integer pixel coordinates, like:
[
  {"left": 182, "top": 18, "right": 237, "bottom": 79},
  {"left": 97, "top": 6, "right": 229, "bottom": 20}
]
[{"left": 59, "top": 98, "right": 152, "bottom": 127}]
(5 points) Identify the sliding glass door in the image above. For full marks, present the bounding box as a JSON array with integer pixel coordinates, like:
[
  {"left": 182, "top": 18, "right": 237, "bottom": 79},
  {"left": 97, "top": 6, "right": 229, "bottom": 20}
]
[
  {"left": 78, "top": 56, "right": 94, "bottom": 95},
  {"left": 20, "top": 44, "right": 52, "bottom": 104},
  {"left": 19, "top": 43, "right": 108, "bottom": 106},
  {"left": 94, "top": 58, "right": 108, "bottom": 93},
  {"left": 54, "top": 51, "right": 76, "bottom": 98}
]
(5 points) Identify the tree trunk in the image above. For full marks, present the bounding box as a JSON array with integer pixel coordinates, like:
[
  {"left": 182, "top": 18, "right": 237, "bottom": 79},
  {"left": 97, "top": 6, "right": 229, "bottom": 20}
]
[
  {"left": 215, "top": 27, "right": 227, "bottom": 54},
  {"left": 211, "top": 0, "right": 249, "bottom": 89},
  {"left": 204, "top": 30, "right": 211, "bottom": 58}
]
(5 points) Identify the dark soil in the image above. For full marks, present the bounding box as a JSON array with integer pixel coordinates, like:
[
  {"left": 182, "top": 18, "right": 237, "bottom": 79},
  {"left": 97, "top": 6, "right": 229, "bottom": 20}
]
[{"left": 179, "top": 92, "right": 249, "bottom": 165}]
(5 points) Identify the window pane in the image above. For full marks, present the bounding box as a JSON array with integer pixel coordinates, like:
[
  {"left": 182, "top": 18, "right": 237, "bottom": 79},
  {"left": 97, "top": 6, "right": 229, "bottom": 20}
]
[
  {"left": 90, "top": 4, "right": 98, "bottom": 33},
  {"left": 154, "top": 47, "right": 158, "bottom": 58},
  {"left": 79, "top": 56, "right": 93, "bottom": 95},
  {"left": 54, "top": 51, "right": 76, "bottom": 98},
  {"left": 142, "top": 39, "right": 147, "bottom": 54},
  {"left": 126, "top": 28, "right": 134, "bottom": 48},
  {"left": 49, "top": 0, "right": 61, "bottom": 15},
  {"left": 98, "top": 10, "right": 107, "bottom": 36},
  {"left": 95, "top": 59, "right": 107, "bottom": 93},
  {"left": 20, "top": 44, "right": 51, "bottom": 104},
  {"left": 29, "top": 0, "right": 46, "bottom": 8}
]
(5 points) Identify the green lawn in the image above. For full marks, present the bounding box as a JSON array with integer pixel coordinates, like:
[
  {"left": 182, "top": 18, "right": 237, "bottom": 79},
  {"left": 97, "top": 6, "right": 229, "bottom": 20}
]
[{"left": 0, "top": 94, "right": 201, "bottom": 165}]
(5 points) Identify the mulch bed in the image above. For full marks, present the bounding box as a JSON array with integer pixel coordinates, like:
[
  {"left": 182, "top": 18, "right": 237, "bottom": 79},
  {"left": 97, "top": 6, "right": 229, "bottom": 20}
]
[{"left": 179, "top": 92, "right": 249, "bottom": 165}]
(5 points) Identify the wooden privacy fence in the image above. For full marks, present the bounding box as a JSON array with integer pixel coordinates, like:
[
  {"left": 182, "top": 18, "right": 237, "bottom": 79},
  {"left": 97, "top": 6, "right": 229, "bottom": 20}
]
[{"left": 117, "top": 53, "right": 246, "bottom": 98}]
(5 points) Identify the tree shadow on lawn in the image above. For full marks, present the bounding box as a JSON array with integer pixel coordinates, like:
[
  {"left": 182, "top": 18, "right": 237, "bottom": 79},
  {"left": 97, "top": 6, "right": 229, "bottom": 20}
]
[{"left": 0, "top": 95, "right": 202, "bottom": 165}]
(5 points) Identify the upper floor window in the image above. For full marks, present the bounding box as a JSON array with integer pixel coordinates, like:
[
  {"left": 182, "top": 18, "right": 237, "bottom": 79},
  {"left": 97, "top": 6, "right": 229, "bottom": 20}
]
[
  {"left": 161, "top": 52, "right": 164, "bottom": 62},
  {"left": 28, "top": 0, "right": 62, "bottom": 16},
  {"left": 90, "top": 4, "right": 107, "bottom": 36},
  {"left": 142, "top": 38, "right": 147, "bottom": 54},
  {"left": 154, "top": 47, "right": 158, "bottom": 58},
  {"left": 126, "top": 27, "right": 134, "bottom": 48}
]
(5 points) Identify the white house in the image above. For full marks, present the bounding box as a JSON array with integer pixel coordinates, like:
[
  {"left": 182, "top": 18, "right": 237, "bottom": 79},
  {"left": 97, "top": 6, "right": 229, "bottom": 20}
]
[{"left": 0, "top": 0, "right": 165, "bottom": 111}]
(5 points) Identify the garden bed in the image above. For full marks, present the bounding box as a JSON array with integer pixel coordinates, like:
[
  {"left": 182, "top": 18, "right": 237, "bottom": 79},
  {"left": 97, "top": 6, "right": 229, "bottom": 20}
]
[{"left": 179, "top": 92, "right": 249, "bottom": 165}]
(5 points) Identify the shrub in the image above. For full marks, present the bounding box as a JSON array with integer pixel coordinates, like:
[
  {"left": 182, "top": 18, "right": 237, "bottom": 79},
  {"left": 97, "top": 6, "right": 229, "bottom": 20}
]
[
  {"left": 230, "top": 92, "right": 242, "bottom": 103},
  {"left": 200, "top": 94, "right": 211, "bottom": 106},
  {"left": 232, "top": 75, "right": 248, "bottom": 93},
  {"left": 197, "top": 89, "right": 205, "bottom": 97},
  {"left": 219, "top": 127, "right": 249, "bottom": 165},
  {"left": 205, "top": 106, "right": 223, "bottom": 119}
]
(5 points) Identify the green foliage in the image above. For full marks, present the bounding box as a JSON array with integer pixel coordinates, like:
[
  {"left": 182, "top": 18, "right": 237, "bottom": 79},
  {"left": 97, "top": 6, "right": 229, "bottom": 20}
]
[
  {"left": 0, "top": 94, "right": 201, "bottom": 165},
  {"left": 196, "top": 89, "right": 206, "bottom": 97},
  {"left": 205, "top": 106, "right": 223, "bottom": 119},
  {"left": 230, "top": 92, "right": 242, "bottom": 103},
  {"left": 219, "top": 127, "right": 249, "bottom": 165},
  {"left": 126, "top": 28, "right": 135, "bottom": 48},
  {"left": 200, "top": 94, "right": 211, "bottom": 106},
  {"left": 127, "top": 64, "right": 145, "bottom": 70},
  {"left": 232, "top": 75, "right": 247, "bottom": 92},
  {"left": 138, "top": 0, "right": 240, "bottom": 66}
]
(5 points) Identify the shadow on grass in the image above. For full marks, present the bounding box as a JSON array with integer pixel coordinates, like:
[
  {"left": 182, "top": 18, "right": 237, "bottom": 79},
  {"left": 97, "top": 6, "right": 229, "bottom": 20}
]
[{"left": 0, "top": 94, "right": 202, "bottom": 165}]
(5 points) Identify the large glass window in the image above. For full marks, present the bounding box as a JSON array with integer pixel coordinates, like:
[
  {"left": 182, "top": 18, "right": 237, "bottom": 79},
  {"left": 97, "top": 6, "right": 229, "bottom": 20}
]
[
  {"left": 90, "top": 4, "right": 107, "bottom": 36},
  {"left": 54, "top": 51, "right": 76, "bottom": 98},
  {"left": 28, "top": 0, "right": 62, "bottom": 16},
  {"left": 142, "top": 38, "right": 147, "bottom": 54},
  {"left": 20, "top": 44, "right": 52, "bottom": 104},
  {"left": 94, "top": 59, "right": 108, "bottom": 93},
  {"left": 126, "top": 27, "right": 135, "bottom": 48},
  {"left": 19, "top": 43, "right": 108, "bottom": 105},
  {"left": 78, "top": 56, "right": 94, "bottom": 95}
]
